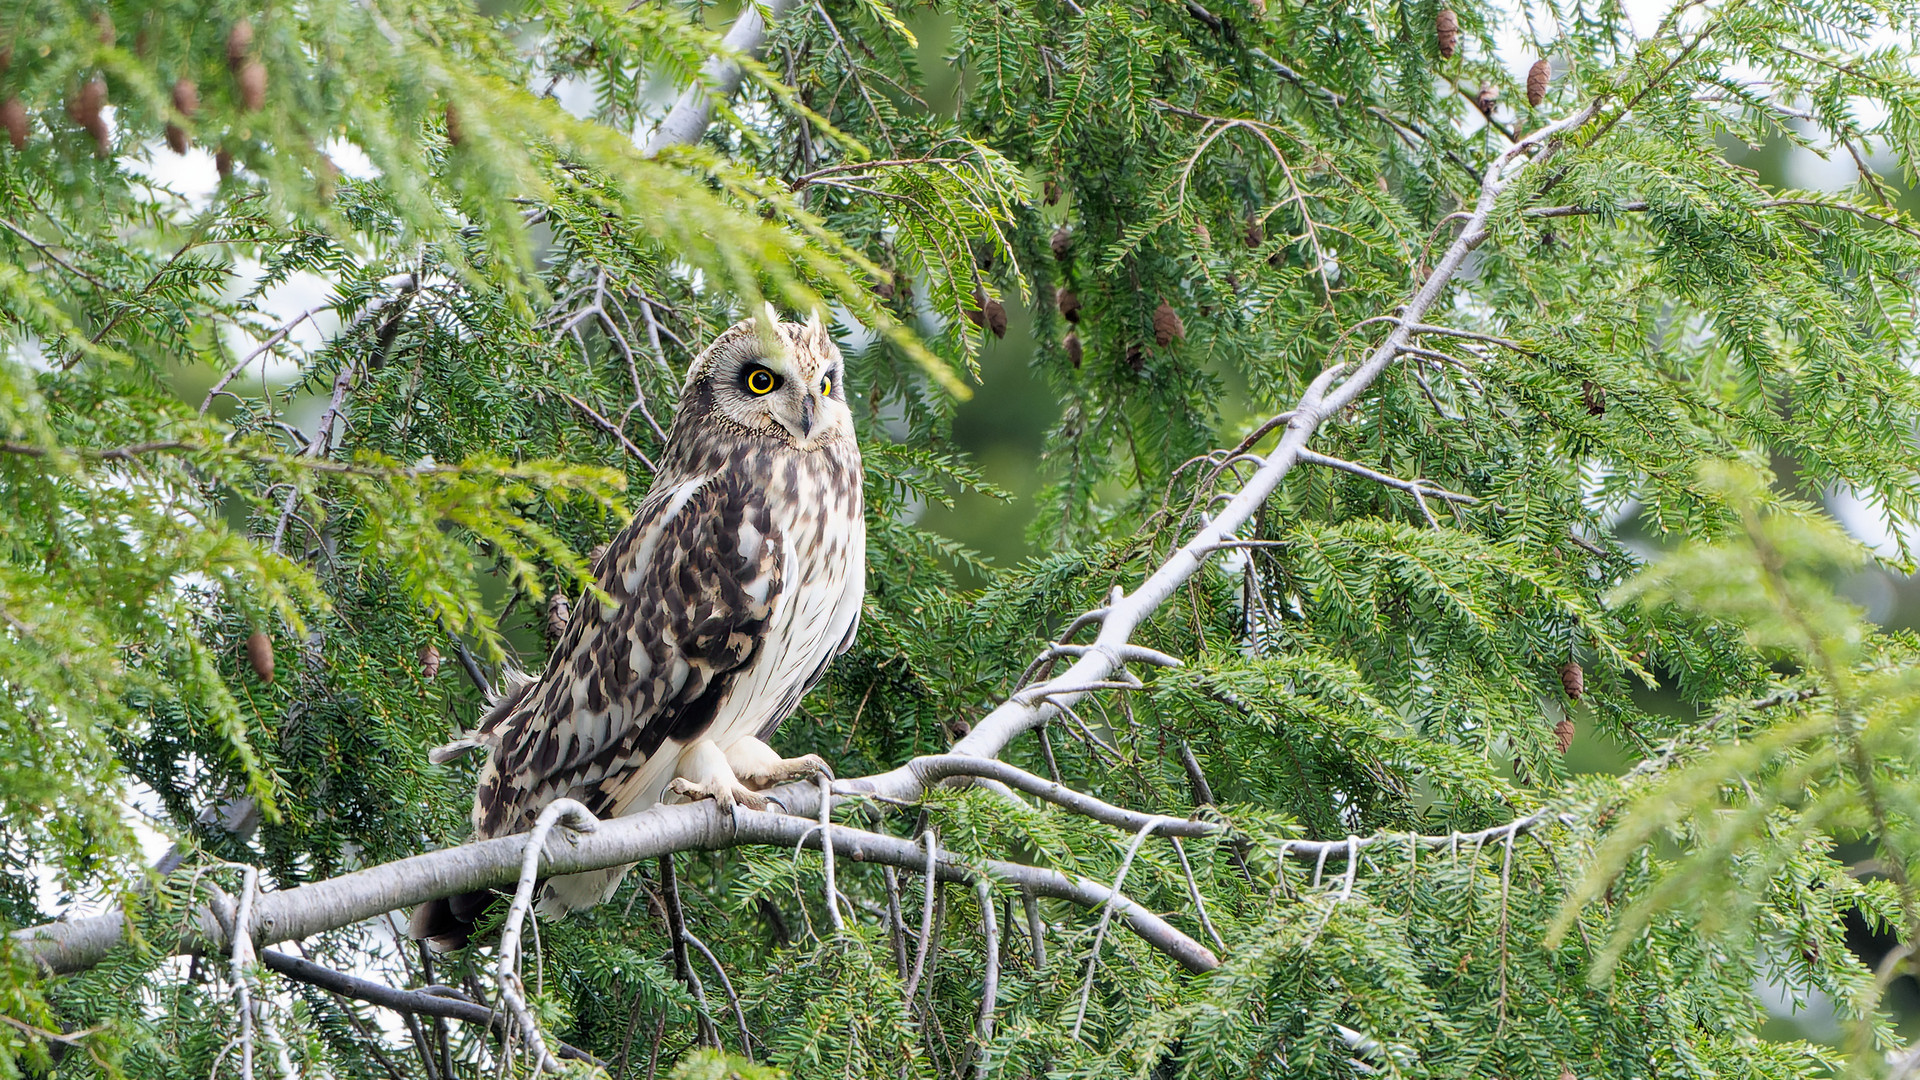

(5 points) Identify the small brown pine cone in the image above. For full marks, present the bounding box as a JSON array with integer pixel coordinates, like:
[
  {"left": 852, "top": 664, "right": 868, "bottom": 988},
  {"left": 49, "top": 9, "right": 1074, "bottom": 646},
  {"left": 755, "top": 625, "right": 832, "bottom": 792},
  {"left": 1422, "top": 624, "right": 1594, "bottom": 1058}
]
[
  {"left": 444, "top": 102, "right": 463, "bottom": 146},
  {"left": 964, "top": 305, "right": 984, "bottom": 328},
  {"left": 227, "top": 20, "right": 254, "bottom": 71},
  {"left": 1194, "top": 221, "right": 1211, "bottom": 247},
  {"left": 1051, "top": 224, "right": 1072, "bottom": 261},
  {"left": 1436, "top": 8, "right": 1458, "bottom": 58},
  {"left": 547, "top": 591, "right": 571, "bottom": 641},
  {"left": 1554, "top": 717, "right": 1576, "bottom": 754},
  {"left": 1043, "top": 179, "right": 1060, "bottom": 205},
  {"left": 946, "top": 717, "right": 971, "bottom": 741},
  {"left": 418, "top": 643, "right": 442, "bottom": 680},
  {"left": 236, "top": 59, "right": 266, "bottom": 112},
  {"left": 246, "top": 630, "right": 275, "bottom": 684},
  {"left": 1152, "top": 300, "right": 1185, "bottom": 346},
  {"left": 1, "top": 97, "right": 26, "bottom": 151},
  {"left": 875, "top": 278, "right": 894, "bottom": 300},
  {"left": 1064, "top": 331, "right": 1082, "bottom": 367},
  {"left": 1582, "top": 379, "right": 1605, "bottom": 415},
  {"left": 94, "top": 13, "right": 116, "bottom": 47},
  {"left": 85, "top": 117, "right": 110, "bottom": 155},
  {"left": 1243, "top": 214, "right": 1264, "bottom": 247},
  {"left": 173, "top": 78, "right": 200, "bottom": 118},
  {"left": 1527, "top": 58, "right": 1550, "bottom": 107},
  {"left": 1559, "top": 659, "right": 1585, "bottom": 700},
  {"left": 1056, "top": 286, "right": 1081, "bottom": 323},
  {"left": 165, "top": 123, "right": 188, "bottom": 154},
  {"left": 984, "top": 297, "right": 1007, "bottom": 339},
  {"left": 1475, "top": 82, "right": 1498, "bottom": 116},
  {"left": 215, "top": 148, "right": 234, "bottom": 178},
  {"left": 67, "top": 77, "right": 106, "bottom": 129},
  {"left": 1125, "top": 343, "right": 1144, "bottom": 373}
]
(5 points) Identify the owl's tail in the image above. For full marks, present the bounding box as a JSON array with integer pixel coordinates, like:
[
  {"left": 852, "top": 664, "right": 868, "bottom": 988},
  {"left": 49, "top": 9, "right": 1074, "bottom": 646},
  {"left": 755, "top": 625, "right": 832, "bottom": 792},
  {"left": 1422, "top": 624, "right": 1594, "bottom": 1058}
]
[
  {"left": 405, "top": 866, "right": 637, "bottom": 951},
  {"left": 410, "top": 667, "right": 546, "bottom": 950},
  {"left": 407, "top": 888, "right": 500, "bottom": 952}
]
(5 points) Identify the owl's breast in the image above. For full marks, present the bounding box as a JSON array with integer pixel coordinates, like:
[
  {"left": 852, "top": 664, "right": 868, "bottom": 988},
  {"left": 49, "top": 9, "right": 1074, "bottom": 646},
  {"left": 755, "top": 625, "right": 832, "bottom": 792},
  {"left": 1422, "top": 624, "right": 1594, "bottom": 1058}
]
[{"left": 705, "top": 440, "right": 865, "bottom": 744}]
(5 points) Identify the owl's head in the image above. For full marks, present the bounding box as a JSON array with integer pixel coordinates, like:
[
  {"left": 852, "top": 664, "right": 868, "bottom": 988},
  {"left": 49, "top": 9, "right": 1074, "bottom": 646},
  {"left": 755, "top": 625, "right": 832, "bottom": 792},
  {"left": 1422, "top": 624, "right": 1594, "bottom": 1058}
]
[{"left": 683, "top": 309, "right": 851, "bottom": 451}]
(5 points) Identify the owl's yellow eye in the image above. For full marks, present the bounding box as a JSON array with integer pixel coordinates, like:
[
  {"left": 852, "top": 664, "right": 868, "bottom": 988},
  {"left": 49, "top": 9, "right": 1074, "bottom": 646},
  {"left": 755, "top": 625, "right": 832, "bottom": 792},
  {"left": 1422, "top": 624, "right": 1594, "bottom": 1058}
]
[
  {"left": 745, "top": 367, "right": 777, "bottom": 395},
  {"left": 821, "top": 374, "right": 833, "bottom": 397}
]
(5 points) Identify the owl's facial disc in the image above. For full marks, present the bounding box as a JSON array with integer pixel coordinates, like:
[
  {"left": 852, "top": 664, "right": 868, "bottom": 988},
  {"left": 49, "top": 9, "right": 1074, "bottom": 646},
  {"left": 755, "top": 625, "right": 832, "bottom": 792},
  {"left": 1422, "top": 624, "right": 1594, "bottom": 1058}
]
[
  {"left": 734, "top": 349, "right": 845, "bottom": 450},
  {"left": 687, "top": 315, "right": 852, "bottom": 450}
]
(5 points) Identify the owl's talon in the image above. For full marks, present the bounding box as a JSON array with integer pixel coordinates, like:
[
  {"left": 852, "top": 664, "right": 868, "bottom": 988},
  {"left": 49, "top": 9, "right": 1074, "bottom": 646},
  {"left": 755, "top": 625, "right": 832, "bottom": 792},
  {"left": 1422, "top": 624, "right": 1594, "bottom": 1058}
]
[
  {"left": 725, "top": 738, "right": 834, "bottom": 790},
  {"left": 668, "top": 775, "right": 767, "bottom": 813}
]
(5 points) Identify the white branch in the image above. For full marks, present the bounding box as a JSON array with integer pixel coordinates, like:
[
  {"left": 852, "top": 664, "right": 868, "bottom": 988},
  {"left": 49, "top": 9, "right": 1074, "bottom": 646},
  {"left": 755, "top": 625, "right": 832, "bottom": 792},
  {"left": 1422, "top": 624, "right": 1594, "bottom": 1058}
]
[
  {"left": 495, "top": 799, "right": 597, "bottom": 1075},
  {"left": 643, "top": 0, "right": 805, "bottom": 156},
  {"left": 973, "top": 879, "right": 999, "bottom": 1080}
]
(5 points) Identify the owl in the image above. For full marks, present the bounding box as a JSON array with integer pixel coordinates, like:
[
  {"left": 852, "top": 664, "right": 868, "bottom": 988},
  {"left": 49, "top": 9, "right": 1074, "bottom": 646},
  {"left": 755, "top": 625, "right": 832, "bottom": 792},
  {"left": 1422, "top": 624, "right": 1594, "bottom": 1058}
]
[{"left": 411, "top": 311, "right": 865, "bottom": 948}]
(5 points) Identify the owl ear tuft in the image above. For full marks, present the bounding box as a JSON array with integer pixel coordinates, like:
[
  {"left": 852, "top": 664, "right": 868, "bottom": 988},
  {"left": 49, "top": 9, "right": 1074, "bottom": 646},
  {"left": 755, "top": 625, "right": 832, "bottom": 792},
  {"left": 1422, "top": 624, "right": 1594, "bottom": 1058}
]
[
  {"left": 805, "top": 307, "right": 829, "bottom": 349},
  {"left": 753, "top": 302, "right": 791, "bottom": 359}
]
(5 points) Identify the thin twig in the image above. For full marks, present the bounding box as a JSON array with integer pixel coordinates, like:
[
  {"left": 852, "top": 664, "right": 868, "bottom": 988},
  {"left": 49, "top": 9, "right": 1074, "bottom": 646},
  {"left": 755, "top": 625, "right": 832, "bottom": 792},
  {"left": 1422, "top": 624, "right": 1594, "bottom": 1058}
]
[
  {"left": 563, "top": 392, "right": 657, "bottom": 471},
  {"left": 1071, "top": 819, "right": 1160, "bottom": 1041},
  {"left": 681, "top": 928, "right": 752, "bottom": 1055},
  {"left": 229, "top": 865, "right": 260, "bottom": 1080},
  {"left": 259, "top": 949, "right": 606, "bottom": 1060},
  {"left": 1298, "top": 448, "right": 1480, "bottom": 506},
  {"left": 973, "top": 879, "right": 999, "bottom": 1079},
  {"left": 1171, "top": 837, "right": 1226, "bottom": 954},
  {"left": 658, "top": 853, "right": 719, "bottom": 1048},
  {"left": 496, "top": 799, "right": 598, "bottom": 1075},
  {"left": 820, "top": 774, "right": 844, "bottom": 934},
  {"left": 903, "top": 832, "right": 939, "bottom": 1001},
  {"left": 201, "top": 307, "right": 329, "bottom": 414},
  {"left": 1022, "top": 890, "right": 1046, "bottom": 971}
]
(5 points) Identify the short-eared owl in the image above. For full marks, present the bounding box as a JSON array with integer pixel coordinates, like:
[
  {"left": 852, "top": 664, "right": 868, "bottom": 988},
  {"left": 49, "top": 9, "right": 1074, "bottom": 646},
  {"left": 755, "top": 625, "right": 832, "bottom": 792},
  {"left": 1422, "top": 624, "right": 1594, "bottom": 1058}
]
[{"left": 411, "top": 311, "right": 864, "bottom": 947}]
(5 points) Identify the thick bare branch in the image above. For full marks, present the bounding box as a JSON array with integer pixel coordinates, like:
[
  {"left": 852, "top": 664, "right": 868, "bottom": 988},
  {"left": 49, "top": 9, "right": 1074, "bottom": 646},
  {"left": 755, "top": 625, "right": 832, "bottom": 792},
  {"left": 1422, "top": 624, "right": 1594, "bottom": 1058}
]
[
  {"left": 18, "top": 805, "right": 1219, "bottom": 977},
  {"left": 643, "top": 0, "right": 804, "bottom": 156}
]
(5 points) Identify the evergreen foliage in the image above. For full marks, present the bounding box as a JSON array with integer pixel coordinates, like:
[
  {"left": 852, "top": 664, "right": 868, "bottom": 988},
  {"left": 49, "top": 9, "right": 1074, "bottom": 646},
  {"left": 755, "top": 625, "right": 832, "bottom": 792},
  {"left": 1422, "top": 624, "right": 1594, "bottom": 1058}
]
[{"left": 4, "top": 0, "right": 1920, "bottom": 1075}]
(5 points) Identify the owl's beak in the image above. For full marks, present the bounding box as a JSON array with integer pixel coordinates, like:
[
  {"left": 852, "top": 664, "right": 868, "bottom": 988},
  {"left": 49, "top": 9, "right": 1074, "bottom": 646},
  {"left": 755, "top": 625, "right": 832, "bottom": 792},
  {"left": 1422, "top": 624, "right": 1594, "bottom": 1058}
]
[{"left": 773, "top": 389, "right": 823, "bottom": 446}]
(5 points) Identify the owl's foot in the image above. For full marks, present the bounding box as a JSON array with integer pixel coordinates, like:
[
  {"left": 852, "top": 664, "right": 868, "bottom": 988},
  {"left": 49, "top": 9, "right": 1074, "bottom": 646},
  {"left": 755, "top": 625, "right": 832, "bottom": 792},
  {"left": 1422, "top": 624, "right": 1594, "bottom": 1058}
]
[
  {"left": 724, "top": 736, "right": 833, "bottom": 791},
  {"left": 668, "top": 740, "right": 768, "bottom": 814}
]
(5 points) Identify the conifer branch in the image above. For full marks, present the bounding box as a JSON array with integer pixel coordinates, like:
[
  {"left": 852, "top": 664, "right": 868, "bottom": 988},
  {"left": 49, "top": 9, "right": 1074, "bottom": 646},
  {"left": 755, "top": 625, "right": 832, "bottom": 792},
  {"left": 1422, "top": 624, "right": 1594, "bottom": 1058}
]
[
  {"left": 12, "top": 99, "right": 1602, "bottom": 997},
  {"left": 809, "top": 97, "right": 1603, "bottom": 824}
]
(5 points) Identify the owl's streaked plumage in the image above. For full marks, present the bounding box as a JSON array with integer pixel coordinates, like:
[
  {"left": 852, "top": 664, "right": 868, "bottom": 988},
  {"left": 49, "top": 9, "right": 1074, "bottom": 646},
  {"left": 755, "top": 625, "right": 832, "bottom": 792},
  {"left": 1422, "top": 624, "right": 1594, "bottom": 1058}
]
[{"left": 411, "top": 312, "right": 864, "bottom": 947}]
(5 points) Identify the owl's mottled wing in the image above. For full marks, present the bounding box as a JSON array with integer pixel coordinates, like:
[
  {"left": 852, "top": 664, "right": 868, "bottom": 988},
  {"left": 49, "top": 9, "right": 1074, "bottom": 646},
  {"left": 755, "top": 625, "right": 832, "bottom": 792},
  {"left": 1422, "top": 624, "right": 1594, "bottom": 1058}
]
[{"left": 471, "top": 470, "right": 783, "bottom": 837}]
